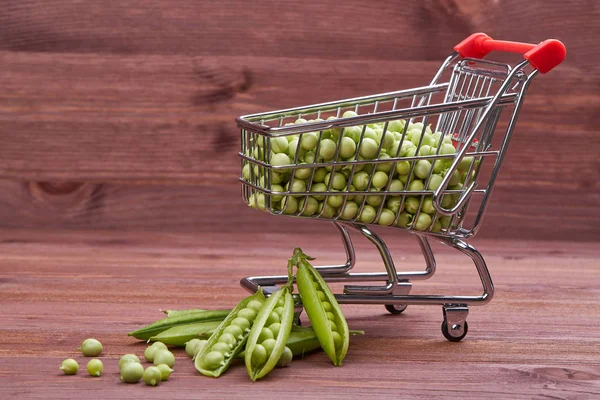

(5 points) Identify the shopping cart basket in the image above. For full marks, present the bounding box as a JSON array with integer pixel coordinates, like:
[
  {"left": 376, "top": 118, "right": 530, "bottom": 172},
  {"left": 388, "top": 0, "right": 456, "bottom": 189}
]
[{"left": 236, "top": 33, "right": 566, "bottom": 341}]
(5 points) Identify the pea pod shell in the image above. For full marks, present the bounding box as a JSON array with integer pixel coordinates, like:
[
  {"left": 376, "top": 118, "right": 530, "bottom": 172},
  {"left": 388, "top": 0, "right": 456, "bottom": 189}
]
[
  {"left": 245, "top": 287, "right": 294, "bottom": 381},
  {"left": 296, "top": 260, "right": 349, "bottom": 366},
  {"left": 148, "top": 320, "right": 221, "bottom": 346},
  {"left": 194, "top": 290, "right": 266, "bottom": 378},
  {"left": 128, "top": 309, "right": 230, "bottom": 341}
]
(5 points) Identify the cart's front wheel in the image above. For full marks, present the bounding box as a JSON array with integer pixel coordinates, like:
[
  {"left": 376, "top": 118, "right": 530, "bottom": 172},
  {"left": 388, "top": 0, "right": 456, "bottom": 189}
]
[
  {"left": 441, "top": 319, "right": 468, "bottom": 342},
  {"left": 385, "top": 304, "right": 407, "bottom": 315}
]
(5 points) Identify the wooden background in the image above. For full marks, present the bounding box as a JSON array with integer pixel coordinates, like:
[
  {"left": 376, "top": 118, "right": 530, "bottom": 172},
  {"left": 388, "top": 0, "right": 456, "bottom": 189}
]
[
  {"left": 1, "top": 1, "right": 599, "bottom": 398},
  {"left": 0, "top": 0, "right": 598, "bottom": 240}
]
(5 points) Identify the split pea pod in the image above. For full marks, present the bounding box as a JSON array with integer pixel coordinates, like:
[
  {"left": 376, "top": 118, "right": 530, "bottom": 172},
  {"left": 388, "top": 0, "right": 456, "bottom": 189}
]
[
  {"left": 148, "top": 320, "right": 222, "bottom": 346},
  {"left": 128, "top": 309, "right": 230, "bottom": 341},
  {"left": 295, "top": 249, "right": 349, "bottom": 366},
  {"left": 245, "top": 284, "right": 295, "bottom": 381},
  {"left": 195, "top": 290, "right": 266, "bottom": 377}
]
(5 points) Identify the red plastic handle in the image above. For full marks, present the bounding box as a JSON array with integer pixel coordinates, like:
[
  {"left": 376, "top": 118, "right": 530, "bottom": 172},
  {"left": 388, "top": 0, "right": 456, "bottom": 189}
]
[{"left": 454, "top": 33, "right": 566, "bottom": 74}]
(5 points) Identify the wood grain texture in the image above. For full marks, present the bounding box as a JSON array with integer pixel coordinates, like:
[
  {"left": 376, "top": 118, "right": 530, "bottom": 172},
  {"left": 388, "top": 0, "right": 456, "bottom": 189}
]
[
  {"left": 0, "top": 229, "right": 599, "bottom": 398},
  {"left": 0, "top": 0, "right": 599, "bottom": 239}
]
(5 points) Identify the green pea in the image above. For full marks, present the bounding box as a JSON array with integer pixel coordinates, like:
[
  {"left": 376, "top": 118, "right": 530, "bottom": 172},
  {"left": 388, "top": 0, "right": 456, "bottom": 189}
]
[
  {"left": 316, "top": 290, "right": 326, "bottom": 301},
  {"left": 258, "top": 327, "right": 274, "bottom": 343},
  {"left": 277, "top": 346, "right": 293, "bottom": 368},
  {"left": 145, "top": 342, "right": 167, "bottom": 362},
  {"left": 185, "top": 338, "right": 203, "bottom": 358},
  {"left": 60, "top": 358, "right": 79, "bottom": 375},
  {"left": 153, "top": 350, "right": 175, "bottom": 368},
  {"left": 86, "top": 359, "right": 103, "bottom": 377},
  {"left": 261, "top": 338, "right": 277, "bottom": 355},
  {"left": 238, "top": 308, "right": 257, "bottom": 322},
  {"left": 268, "top": 322, "right": 281, "bottom": 337},
  {"left": 119, "top": 354, "right": 140, "bottom": 369},
  {"left": 120, "top": 362, "right": 144, "bottom": 383},
  {"left": 326, "top": 312, "right": 336, "bottom": 321},
  {"left": 156, "top": 364, "right": 174, "bottom": 381},
  {"left": 223, "top": 325, "right": 244, "bottom": 339},
  {"left": 273, "top": 307, "right": 284, "bottom": 317},
  {"left": 211, "top": 342, "right": 231, "bottom": 354},
  {"left": 247, "top": 300, "right": 264, "bottom": 312},
  {"left": 332, "top": 331, "right": 343, "bottom": 348},
  {"left": 322, "top": 301, "right": 333, "bottom": 312},
  {"left": 276, "top": 297, "right": 285, "bottom": 307},
  {"left": 143, "top": 366, "right": 162, "bottom": 386},
  {"left": 204, "top": 351, "right": 225, "bottom": 369},
  {"left": 151, "top": 341, "right": 168, "bottom": 351},
  {"left": 329, "top": 320, "right": 338, "bottom": 332},
  {"left": 78, "top": 338, "right": 103, "bottom": 357},
  {"left": 251, "top": 344, "right": 268, "bottom": 367},
  {"left": 231, "top": 317, "right": 251, "bottom": 331},
  {"left": 266, "top": 311, "right": 280, "bottom": 326},
  {"left": 218, "top": 333, "right": 237, "bottom": 347}
]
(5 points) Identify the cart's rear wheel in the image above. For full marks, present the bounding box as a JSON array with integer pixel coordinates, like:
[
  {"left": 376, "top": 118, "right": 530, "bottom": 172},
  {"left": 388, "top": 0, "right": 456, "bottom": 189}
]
[
  {"left": 385, "top": 304, "right": 407, "bottom": 315},
  {"left": 441, "top": 319, "right": 468, "bottom": 342}
]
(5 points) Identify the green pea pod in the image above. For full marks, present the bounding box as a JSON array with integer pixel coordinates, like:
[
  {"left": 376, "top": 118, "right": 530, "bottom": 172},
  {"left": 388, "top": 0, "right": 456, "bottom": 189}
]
[
  {"left": 162, "top": 309, "right": 208, "bottom": 317},
  {"left": 148, "top": 320, "right": 222, "bottom": 346},
  {"left": 128, "top": 309, "right": 230, "bottom": 341},
  {"left": 195, "top": 290, "right": 266, "bottom": 378},
  {"left": 295, "top": 252, "right": 350, "bottom": 366},
  {"left": 245, "top": 285, "right": 294, "bottom": 381}
]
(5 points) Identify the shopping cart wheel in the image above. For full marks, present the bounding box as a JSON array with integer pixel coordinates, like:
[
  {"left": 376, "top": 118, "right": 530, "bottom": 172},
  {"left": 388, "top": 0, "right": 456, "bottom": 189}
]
[
  {"left": 441, "top": 319, "right": 468, "bottom": 342},
  {"left": 385, "top": 304, "right": 407, "bottom": 315}
]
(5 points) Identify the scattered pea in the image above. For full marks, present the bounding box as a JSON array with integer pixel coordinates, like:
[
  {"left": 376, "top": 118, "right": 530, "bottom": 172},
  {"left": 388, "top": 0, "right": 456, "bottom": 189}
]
[
  {"left": 143, "top": 366, "right": 162, "bottom": 386},
  {"left": 60, "top": 358, "right": 79, "bottom": 375},
  {"left": 185, "top": 338, "right": 203, "bottom": 358},
  {"left": 277, "top": 346, "right": 293, "bottom": 368},
  {"left": 78, "top": 338, "right": 103, "bottom": 357},
  {"left": 120, "top": 362, "right": 144, "bottom": 383},
  {"left": 119, "top": 354, "right": 140, "bottom": 369},
  {"left": 153, "top": 350, "right": 175, "bottom": 368},
  {"left": 86, "top": 359, "right": 103, "bottom": 377},
  {"left": 156, "top": 364, "right": 174, "bottom": 381},
  {"left": 145, "top": 342, "right": 167, "bottom": 363}
]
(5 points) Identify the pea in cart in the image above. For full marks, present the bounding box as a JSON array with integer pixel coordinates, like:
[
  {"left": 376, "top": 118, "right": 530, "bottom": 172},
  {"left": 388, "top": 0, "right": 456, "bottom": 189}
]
[{"left": 236, "top": 33, "right": 566, "bottom": 341}]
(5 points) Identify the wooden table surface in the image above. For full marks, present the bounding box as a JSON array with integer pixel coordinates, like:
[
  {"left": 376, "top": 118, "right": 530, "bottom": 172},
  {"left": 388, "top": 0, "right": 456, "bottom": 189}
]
[{"left": 1, "top": 228, "right": 598, "bottom": 399}]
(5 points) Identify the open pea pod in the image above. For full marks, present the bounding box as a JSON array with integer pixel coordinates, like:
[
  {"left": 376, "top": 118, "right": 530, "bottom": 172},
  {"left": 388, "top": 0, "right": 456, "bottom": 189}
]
[
  {"left": 245, "top": 284, "right": 295, "bottom": 381},
  {"left": 295, "top": 250, "right": 350, "bottom": 366},
  {"left": 195, "top": 290, "right": 266, "bottom": 378}
]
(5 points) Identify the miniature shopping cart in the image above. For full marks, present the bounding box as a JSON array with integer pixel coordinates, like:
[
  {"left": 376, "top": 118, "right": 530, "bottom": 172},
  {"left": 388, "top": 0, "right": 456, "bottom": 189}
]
[{"left": 236, "top": 33, "right": 566, "bottom": 341}]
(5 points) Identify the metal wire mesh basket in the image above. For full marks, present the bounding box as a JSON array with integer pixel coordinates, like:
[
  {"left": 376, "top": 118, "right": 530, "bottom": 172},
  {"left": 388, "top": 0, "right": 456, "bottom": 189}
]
[{"left": 236, "top": 33, "right": 565, "bottom": 341}]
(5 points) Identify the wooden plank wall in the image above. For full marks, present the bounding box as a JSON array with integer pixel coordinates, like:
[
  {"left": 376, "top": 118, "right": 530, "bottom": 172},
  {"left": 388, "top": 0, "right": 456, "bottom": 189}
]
[{"left": 0, "top": 0, "right": 598, "bottom": 241}]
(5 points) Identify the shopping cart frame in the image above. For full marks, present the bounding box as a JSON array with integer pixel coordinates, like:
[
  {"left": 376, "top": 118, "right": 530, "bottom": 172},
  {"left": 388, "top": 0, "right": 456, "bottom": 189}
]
[{"left": 236, "top": 33, "right": 566, "bottom": 341}]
